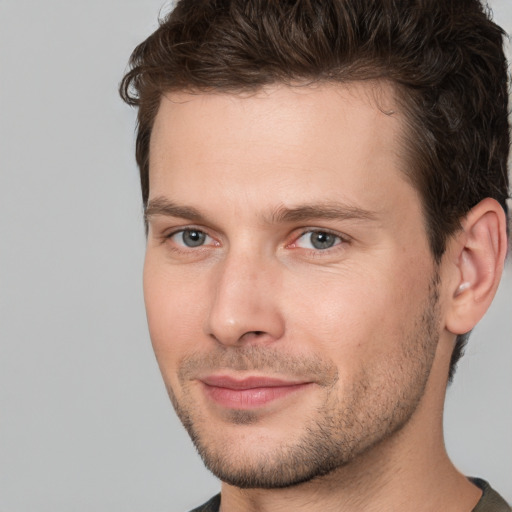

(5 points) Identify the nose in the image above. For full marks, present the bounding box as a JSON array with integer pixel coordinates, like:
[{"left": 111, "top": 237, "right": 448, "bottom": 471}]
[{"left": 205, "top": 251, "right": 285, "bottom": 347}]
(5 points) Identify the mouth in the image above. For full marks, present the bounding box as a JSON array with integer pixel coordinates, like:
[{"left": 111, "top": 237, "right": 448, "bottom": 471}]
[{"left": 199, "top": 375, "right": 312, "bottom": 410}]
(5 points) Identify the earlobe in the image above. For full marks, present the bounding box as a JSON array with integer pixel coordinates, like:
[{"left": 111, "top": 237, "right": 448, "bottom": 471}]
[{"left": 445, "top": 198, "right": 507, "bottom": 335}]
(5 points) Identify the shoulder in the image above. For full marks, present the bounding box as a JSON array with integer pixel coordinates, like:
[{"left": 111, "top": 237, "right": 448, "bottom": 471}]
[
  {"left": 188, "top": 494, "right": 221, "bottom": 512},
  {"left": 471, "top": 478, "right": 511, "bottom": 512}
]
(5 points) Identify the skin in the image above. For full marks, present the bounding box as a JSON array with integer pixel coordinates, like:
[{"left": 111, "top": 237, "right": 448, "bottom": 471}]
[{"left": 143, "top": 83, "right": 496, "bottom": 511}]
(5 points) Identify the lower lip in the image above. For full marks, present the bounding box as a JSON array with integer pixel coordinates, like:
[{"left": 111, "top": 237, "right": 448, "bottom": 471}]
[{"left": 202, "top": 383, "right": 310, "bottom": 409}]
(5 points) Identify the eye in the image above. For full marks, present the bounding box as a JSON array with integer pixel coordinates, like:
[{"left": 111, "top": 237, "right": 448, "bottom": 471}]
[
  {"left": 293, "top": 230, "right": 343, "bottom": 250},
  {"left": 169, "top": 229, "right": 213, "bottom": 248}
]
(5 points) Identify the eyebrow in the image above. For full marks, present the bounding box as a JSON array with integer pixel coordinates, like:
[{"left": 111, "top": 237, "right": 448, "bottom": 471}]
[
  {"left": 269, "top": 204, "right": 378, "bottom": 223},
  {"left": 145, "top": 197, "right": 206, "bottom": 224},
  {"left": 145, "top": 196, "right": 379, "bottom": 225}
]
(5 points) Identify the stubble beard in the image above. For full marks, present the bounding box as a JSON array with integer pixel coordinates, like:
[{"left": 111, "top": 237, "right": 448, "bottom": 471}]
[{"left": 166, "top": 276, "right": 441, "bottom": 489}]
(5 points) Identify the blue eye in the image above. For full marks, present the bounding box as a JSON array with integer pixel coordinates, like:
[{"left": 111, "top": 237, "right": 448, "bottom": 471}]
[
  {"left": 295, "top": 231, "right": 342, "bottom": 250},
  {"left": 171, "top": 229, "right": 211, "bottom": 248}
]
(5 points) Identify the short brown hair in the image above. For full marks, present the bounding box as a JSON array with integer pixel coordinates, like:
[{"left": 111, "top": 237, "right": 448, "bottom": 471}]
[{"left": 120, "top": 0, "right": 510, "bottom": 379}]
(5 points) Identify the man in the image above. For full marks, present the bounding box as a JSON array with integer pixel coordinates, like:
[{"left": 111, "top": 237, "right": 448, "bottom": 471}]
[{"left": 120, "top": 1, "right": 510, "bottom": 510}]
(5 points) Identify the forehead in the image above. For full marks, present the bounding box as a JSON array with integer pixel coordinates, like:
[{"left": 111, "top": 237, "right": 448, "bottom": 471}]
[
  {"left": 150, "top": 81, "right": 401, "bottom": 162},
  {"left": 148, "top": 82, "right": 415, "bottom": 221}
]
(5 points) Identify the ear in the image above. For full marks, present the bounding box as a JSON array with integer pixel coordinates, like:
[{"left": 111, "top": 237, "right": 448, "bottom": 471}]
[{"left": 444, "top": 198, "right": 508, "bottom": 335}]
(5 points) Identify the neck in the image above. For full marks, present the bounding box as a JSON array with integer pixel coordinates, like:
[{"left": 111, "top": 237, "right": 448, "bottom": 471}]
[{"left": 220, "top": 437, "right": 479, "bottom": 512}]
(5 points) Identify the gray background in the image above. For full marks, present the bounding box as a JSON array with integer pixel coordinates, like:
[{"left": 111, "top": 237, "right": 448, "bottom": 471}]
[{"left": 0, "top": 1, "right": 510, "bottom": 510}]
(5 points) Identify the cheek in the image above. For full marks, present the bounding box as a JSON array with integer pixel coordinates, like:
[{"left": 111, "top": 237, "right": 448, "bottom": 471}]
[
  {"left": 143, "top": 254, "right": 209, "bottom": 373},
  {"left": 280, "top": 263, "right": 426, "bottom": 365}
]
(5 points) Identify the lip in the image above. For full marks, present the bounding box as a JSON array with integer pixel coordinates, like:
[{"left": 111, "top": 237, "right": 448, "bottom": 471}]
[{"left": 200, "top": 375, "right": 311, "bottom": 410}]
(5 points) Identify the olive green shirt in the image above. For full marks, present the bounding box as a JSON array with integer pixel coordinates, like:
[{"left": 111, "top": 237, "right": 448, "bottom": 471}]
[
  {"left": 471, "top": 479, "right": 511, "bottom": 512},
  {"left": 189, "top": 478, "right": 510, "bottom": 512}
]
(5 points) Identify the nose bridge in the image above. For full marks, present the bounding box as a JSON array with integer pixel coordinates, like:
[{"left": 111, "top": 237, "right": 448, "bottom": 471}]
[{"left": 206, "top": 245, "right": 284, "bottom": 346}]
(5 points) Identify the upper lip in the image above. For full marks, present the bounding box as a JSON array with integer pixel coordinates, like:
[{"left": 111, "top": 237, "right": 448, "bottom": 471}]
[{"left": 200, "top": 375, "right": 309, "bottom": 390}]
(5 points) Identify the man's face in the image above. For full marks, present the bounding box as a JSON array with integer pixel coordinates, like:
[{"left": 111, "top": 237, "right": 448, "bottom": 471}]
[{"left": 145, "top": 83, "right": 443, "bottom": 488}]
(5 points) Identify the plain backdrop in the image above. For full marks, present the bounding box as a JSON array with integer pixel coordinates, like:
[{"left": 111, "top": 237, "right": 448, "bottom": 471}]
[{"left": 0, "top": 1, "right": 511, "bottom": 511}]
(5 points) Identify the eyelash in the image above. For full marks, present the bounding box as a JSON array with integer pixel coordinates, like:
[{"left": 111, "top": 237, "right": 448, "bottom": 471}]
[
  {"left": 162, "top": 227, "right": 349, "bottom": 256},
  {"left": 288, "top": 229, "right": 348, "bottom": 253},
  {"left": 165, "top": 228, "right": 218, "bottom": 250}
]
